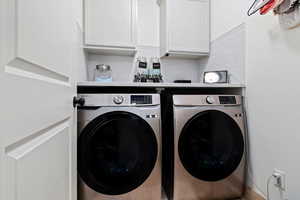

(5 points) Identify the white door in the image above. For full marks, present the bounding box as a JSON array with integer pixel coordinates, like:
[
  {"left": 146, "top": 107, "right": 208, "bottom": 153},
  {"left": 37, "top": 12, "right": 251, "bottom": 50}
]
[
  {"left": 84, "top": 0, "right": 137, "bottom": 48},
  {"left": 0, "top": 0, "right": 78, "bottom": 199},
  {"left": 168, "top": 0, "right": 210, "bottom": 53}
]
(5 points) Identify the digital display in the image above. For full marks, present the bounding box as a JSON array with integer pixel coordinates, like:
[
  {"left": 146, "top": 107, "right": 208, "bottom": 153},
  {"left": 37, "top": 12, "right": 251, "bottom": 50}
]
[
  {"left": 219, "top": 96, "right": 236, "bottom": 104},
  {"left": 131, "top": 95, "right": 152, "bottom": 104}
]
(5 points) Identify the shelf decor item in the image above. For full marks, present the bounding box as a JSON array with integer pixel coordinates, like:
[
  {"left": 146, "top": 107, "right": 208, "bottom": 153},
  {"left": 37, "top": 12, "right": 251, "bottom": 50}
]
[
  {"left": 203, "top": 70, "right": 228, "bottom": 84},
  {"left": 94, "top": 64, "right": 112, "bottom": 82}
]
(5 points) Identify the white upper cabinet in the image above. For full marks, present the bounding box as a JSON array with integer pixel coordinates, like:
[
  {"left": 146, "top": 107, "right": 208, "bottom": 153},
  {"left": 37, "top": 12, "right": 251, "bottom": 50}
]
[
  {"left": 84, "top": 0, "right": 138, "bottom": 55},
  {"left": 160, "top": 0, "right": 210, "bottom": 58}
]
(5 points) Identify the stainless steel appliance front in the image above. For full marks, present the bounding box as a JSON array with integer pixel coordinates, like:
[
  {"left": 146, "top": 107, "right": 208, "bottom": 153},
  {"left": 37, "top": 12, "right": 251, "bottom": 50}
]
[
  {"left": 173, "top": 95, "right": 246, "bottom": 200},
  {"left": 77, "top": 94, "right": 161, "bottom": 200}
]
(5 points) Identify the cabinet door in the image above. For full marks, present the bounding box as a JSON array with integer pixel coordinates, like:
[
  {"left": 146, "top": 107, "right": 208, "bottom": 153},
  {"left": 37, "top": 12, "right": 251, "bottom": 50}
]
[
  {"left": 0, "top": 0, "right": 78, "bottom": 199},
  {"left": 168, "top": 0, "right": 210, "bottom": 53},
  {"left": 85, "top": 0, "right": 137, "bottom": 48}
]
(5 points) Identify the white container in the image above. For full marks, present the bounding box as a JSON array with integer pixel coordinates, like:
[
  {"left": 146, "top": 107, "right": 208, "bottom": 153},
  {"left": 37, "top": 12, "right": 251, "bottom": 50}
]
[
  {"left": 94, "top": 64, "right": 112, "bottom": 82},
  {"left": 149, "top": 57, "right": 161, "bottom": 76},
  {"left": 136, "top": 57, "right": 148, "bottom": 75}
]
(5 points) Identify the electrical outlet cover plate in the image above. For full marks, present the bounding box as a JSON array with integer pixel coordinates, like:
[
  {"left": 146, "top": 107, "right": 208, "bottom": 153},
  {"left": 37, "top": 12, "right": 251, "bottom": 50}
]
[{"left": 273, "top": 169, "right": 286, "bottom": 191}]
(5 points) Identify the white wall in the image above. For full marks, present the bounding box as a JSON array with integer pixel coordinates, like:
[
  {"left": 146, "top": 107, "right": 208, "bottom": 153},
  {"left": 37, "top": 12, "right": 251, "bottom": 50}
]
[
  {"left": 209, "top": 1, "right": 300, "bottom": 199},
  {"left": 87, "top": 54, "right": 134, "bottom": 82},
  {"left": 211, "top": 0, "right": 247, "bottom": 41},
  {"left": 207, "top": 1, "right": 300, "bottom": 199},
  {"left": 74, "top": 0, "right": 83, "bottom": 29},
  {"left": 198, "top": 24, "right": 245, "bottom": 84},
  {"left": 245, "top": 13, "right": 300, "bottom": 200},
  {"left": 75, "top": 25, "right": 88, "bottom": 82},
  {"left": 73, "top": 0, "right": 87, "bottom": 82}
]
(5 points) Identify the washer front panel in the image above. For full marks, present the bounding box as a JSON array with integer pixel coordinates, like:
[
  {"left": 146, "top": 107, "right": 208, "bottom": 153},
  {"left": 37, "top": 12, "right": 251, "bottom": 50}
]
[{"left": 78, "top": 111, "right": 158, "bottom": 195}]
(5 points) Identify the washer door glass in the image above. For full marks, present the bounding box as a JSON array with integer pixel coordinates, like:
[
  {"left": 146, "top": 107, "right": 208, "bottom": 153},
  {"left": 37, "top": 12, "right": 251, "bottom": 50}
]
[
  {"left": 78, "top": 111, "right": 158, "bottom": 195},
  {"left": 178, "top": 110, "right": 244, "bottom": 182}
]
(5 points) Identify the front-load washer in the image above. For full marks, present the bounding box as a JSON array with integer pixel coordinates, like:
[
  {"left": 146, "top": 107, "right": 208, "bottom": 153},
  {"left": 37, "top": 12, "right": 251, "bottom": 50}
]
[
  {"left": 173, "top": 95, "right": 246, "bottom": 200},
  {"left": 77, "top": 94, "right": 161, "bottom": 200}
]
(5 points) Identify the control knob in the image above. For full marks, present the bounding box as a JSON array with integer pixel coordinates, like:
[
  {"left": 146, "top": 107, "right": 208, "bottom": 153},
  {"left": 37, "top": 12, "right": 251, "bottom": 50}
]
[
  {"left": 206, "top": 96, "right": 215, "bottom": 104},
  {"left": 113, "top": 96, "right": 124, "bottom": 104}
]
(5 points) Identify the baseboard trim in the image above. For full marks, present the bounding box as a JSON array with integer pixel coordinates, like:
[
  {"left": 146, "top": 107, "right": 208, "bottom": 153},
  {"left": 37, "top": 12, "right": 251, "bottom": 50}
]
[{"left": 244, "top": 187, "right": 265, "bottom": 200}]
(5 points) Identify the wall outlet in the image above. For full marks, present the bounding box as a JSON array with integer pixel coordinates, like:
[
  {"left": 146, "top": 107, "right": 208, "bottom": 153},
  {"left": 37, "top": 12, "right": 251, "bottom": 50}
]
[{"left": 273, "top": 169, "right": 286, "bottom": 191}]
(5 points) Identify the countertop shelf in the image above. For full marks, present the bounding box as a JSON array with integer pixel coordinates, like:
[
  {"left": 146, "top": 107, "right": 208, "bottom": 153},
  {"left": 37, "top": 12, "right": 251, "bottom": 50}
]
[{"left": 77, "top": 81, "right": 245, "bottom": 88}]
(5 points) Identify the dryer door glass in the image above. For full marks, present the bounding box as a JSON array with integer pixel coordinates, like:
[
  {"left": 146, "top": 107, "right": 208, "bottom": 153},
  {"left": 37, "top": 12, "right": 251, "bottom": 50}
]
[
  {"left": 78, "top": 111, "right": 158, "bottom": 195},
  {"left": 178, "top": 110, "right": 244, "bottom": 182}
]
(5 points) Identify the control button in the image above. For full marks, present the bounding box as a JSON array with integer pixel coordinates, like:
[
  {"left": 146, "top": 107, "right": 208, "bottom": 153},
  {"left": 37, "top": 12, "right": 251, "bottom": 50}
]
[
  {"left": 206, "top": 96, "right": 215, "bottom": 104},
  {"left": 146, "top": 114, "right": 157, "bottom": 118},
  {"left": 113, "top": 96, "right": 124, "bottom": 104}
]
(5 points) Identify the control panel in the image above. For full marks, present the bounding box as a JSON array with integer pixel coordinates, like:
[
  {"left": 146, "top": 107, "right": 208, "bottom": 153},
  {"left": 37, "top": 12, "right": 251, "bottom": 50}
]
[
  {"left": 219, "top": 96, "right": 236, "bottom": 105},
  {"left": 131, "top": 95, "right": 152, "bottom": 105},
  {"left": 77, "top": 94, "right": 159, "bottom": 107},
  {"left": 173, "top": 95, "right": 241, "bottom": 106}
]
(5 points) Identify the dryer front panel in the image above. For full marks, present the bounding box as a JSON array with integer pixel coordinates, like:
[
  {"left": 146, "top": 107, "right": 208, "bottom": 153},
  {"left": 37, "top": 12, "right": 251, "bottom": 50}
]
[
  {"left": 178, "top": 110, "right": 244, "bottom": 182},
  {"left": 78, "top": 111, "right": 158, "bottom": 196},
  {"left": 173, "top": 106, "right": 246, "bottom": 200}
]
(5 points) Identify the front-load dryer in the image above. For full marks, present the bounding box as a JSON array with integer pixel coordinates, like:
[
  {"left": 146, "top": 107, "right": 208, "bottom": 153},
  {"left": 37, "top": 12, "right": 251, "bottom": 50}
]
[
  {"left": 173, "top": 95, "right": 246, "bottom": 200},
  {"left": 77, "top": 94, "right": 161, "bottom": 200}
]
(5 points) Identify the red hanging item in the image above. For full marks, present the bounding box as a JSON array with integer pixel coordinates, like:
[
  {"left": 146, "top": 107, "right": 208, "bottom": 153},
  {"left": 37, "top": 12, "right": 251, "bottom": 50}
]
[
  {"left": 260, "top": 0, "right": 286, "bottom": 14},
  {"left": 260, "top": 0, "right": 276, "bottom": 14}
]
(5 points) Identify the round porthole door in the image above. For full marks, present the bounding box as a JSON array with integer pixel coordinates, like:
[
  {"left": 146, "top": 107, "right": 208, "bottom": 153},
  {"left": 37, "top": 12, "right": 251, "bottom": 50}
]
[
  {"left": 178, "top": 110, "right": 244, "bottom": 182},
  {"left": 78, "top": 111, "right": 158, "bottom": 195}
]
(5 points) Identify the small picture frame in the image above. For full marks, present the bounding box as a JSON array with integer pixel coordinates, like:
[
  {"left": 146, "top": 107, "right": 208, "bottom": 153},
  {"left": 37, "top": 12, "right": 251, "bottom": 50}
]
[{"left": 203, "top": 70, "right": 228, "bottom": 84}]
